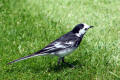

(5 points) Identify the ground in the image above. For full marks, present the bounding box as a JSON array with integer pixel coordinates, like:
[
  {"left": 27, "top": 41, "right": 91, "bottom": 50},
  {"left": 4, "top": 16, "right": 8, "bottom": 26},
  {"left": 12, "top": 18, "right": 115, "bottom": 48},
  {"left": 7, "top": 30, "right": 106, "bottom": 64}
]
[{"left": 0, "top": 0, "right": 120, "bottom": 80}]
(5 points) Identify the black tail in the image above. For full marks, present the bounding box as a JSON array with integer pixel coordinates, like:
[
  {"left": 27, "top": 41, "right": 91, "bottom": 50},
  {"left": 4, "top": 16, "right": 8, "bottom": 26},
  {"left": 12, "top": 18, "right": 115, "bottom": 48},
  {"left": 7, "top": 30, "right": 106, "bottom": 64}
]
[{"left": 8, "top": 52, "right": 46, "bottom": 64}]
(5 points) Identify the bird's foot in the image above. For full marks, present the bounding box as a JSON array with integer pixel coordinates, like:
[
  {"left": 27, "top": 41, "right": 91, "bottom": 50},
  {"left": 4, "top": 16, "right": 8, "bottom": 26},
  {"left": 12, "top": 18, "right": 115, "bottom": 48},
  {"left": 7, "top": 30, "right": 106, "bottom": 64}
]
[
  {"left": 62, "top": 62, "right": 75, "bottom": 68},
  {"left": 57, "top": 57, "right": 75, "bottom": 68}
]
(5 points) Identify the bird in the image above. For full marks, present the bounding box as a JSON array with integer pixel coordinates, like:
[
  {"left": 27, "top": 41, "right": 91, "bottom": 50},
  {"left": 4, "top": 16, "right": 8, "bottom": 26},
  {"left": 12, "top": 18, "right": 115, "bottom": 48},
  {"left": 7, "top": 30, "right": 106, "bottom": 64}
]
[{"left": 8, "top": 23, "right": 93, "bottom": 66}]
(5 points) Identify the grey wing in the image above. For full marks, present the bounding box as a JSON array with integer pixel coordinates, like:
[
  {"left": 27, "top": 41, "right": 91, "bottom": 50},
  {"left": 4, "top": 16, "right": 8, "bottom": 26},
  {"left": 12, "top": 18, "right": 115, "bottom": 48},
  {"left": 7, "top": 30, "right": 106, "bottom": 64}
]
[
  {"left": 38, "top": 41, "right": 75, "bottom": 54},
  {"left": 37, "top": 32, "right": 79, "bottom": 54}
]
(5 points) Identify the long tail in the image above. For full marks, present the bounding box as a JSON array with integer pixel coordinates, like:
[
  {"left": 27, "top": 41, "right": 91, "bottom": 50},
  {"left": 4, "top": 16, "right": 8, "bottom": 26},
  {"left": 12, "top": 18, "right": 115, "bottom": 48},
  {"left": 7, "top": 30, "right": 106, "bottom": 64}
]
[{"left": 8, "top": 52, "right": 47, "bottom": 64}]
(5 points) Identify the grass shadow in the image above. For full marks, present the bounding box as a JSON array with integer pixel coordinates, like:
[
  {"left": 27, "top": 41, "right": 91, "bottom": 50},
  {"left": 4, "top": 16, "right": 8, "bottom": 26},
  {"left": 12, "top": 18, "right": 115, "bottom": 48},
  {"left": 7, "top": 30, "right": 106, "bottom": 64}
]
[{"left": 47, "top": 60, "right": 84, "bottom": 72}]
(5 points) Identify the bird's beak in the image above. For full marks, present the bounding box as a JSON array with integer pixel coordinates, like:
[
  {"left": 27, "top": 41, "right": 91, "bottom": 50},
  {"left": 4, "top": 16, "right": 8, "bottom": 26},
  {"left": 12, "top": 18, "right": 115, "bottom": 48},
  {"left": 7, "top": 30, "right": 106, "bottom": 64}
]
[{"left": 90, "top": 26, "right": 94, "bottom": 28}]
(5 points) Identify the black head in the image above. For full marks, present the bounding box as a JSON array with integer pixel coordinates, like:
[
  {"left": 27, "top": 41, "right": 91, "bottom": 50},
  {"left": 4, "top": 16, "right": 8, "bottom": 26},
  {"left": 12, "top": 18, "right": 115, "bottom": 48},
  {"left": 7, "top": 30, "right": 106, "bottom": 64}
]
[
  {"left": 72, "top": 23, "right": 94, "bottom": 37},
  {"left": 72, "top": 24, "right": 84, "bottom": 33}
]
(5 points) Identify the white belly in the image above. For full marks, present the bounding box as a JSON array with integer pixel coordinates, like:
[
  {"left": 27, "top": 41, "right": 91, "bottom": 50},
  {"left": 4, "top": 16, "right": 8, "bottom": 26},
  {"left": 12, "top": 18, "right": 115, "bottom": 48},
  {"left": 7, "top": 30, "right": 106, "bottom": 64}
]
[{"left": 55, "top": 48, "right": 76, "bottom": 57}]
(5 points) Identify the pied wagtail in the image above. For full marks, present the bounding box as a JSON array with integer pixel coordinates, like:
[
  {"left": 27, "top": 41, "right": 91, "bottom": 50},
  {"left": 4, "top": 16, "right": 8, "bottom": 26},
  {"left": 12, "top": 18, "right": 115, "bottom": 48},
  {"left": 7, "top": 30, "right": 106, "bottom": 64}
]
[{"left": 8, "top": 23, "right": 93, "bottom": 65}]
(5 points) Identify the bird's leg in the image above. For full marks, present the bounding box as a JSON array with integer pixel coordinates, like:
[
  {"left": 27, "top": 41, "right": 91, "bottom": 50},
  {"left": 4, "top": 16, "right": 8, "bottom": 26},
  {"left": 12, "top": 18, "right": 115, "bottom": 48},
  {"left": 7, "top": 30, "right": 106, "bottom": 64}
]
[
  {"left": 62, "top": 57, "right": 75, "bottom": 68},
  {"left": 57, "top": 57, "right": 66, "bottom": 65},
  {"left": 58, "top": 57, "right": 75, "bottom": 68},
  {"left": 61, "top": 57, "right": 69, "bottom": 64},
  {"left": 62, "top": 57, "right": 65, "bottom": 63},
  {"left": 58, "top": 57, "right": 62, "bottom": 65}
]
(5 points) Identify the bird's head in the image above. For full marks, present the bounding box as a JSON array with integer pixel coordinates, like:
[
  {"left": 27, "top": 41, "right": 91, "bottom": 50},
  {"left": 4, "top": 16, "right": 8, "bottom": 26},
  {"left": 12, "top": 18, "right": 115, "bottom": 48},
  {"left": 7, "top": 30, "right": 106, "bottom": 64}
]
[{"left": 72, "top": 23, "right": 94, "bottom": 37}]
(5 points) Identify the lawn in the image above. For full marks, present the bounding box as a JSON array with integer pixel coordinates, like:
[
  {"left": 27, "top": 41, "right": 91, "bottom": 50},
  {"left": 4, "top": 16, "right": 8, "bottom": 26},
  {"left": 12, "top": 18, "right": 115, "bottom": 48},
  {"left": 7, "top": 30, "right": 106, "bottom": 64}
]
[{"left": 0, "top": 0, "right": 120, "bottom": 79}]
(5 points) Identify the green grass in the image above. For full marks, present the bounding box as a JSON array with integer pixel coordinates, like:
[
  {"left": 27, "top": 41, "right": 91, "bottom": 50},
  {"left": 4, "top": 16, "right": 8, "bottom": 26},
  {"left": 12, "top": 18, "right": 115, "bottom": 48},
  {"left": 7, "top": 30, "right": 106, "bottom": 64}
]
[{"left": 0, "top": 0, "right": 120, "bottom": 79}]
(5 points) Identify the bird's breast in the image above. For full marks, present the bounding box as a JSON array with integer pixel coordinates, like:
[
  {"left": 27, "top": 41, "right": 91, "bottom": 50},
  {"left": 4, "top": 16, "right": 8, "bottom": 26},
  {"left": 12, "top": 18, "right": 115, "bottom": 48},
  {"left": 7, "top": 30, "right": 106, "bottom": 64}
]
[{"left": 55, "top": 47, "right": 76, "bottom": 57}]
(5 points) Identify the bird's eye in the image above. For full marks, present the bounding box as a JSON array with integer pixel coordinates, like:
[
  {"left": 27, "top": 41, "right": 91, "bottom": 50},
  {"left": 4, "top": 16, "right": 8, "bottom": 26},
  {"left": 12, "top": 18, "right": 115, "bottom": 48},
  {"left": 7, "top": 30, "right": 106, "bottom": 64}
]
[{"left": 85, "top": 28, "right": 88, "bottom": 30}]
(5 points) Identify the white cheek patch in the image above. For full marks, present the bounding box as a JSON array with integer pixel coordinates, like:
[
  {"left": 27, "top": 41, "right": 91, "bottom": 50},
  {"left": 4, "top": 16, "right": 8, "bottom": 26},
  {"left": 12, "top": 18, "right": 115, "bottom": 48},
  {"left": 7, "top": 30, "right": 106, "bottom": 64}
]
[
  {"left": 75, "top": 29, "right": 86, "bottom": 37},
  {"left": 80, "top": 29, "right": 86, "bottom": 34},
  {"left": 75, "top": 23, "right": 90, "bottom": 37},
  {"left": 84, "top": 23, "right": 90, "bottom": 28}
]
